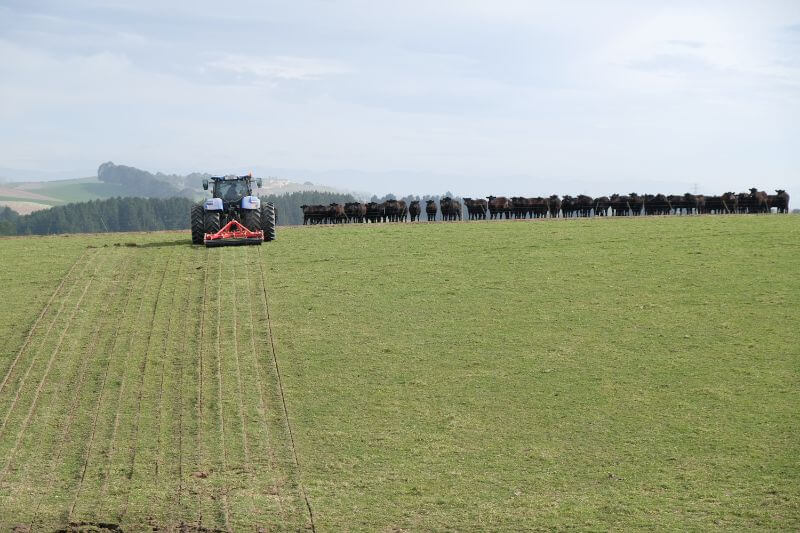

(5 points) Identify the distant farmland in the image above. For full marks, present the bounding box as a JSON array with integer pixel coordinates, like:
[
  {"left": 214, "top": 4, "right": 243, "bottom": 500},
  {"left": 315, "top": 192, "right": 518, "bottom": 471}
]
[{"left": 0, "top": 215, "right": 798, "bottom": 530}]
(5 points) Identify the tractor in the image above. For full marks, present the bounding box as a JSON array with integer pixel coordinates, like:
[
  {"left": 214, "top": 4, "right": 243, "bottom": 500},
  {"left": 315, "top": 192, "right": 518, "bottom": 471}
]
[{"left": 190, "top": 174, "right": 276, "bottom": 246}]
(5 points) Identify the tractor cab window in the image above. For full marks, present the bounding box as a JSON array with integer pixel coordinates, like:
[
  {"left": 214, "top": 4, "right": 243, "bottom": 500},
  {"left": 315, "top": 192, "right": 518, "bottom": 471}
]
[{"left": 216, "top": 180, "right": 249, "bottom": 201}]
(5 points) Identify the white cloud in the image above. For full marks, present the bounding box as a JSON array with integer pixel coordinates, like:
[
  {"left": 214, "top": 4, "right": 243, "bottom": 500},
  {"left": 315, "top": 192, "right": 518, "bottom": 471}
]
[{"left": 204, "top": 54, "right": 351, "bottom": 82}]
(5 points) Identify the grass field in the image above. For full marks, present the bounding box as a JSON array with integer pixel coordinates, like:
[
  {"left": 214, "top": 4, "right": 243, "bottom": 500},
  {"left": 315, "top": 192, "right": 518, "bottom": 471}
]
[
  {"left": 0, "top": 177, "right": 129, "bottom": 209},
  {"left": 0, "top": 215, "right": 798, "bottom": 530}
]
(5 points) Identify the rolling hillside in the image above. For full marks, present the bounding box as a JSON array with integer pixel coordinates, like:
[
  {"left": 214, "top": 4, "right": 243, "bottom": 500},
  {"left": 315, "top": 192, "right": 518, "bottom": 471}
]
[{"left": 0, "top": 215, "right": 798, "bottom": 530}]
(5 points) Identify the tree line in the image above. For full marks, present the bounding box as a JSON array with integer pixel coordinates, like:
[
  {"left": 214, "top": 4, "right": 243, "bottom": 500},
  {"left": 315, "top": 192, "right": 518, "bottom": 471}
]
[{"left": 0, "top": 191, "right": 358, "bottom": 236}]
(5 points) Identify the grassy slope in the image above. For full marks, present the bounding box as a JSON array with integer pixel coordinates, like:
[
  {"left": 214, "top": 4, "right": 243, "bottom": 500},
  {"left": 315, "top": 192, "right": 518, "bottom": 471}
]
[
  {"left": 30, "top": 177, "right": 129, "bottom": 203},
  {"left": 264, "top": 216, "right": 800, "bottom": 530},
  {"left": 0, "top": 216, "right": 797, "bottom": 530},
  {"left": 2, "top": 177, "right": 128, "bottom": 205}
]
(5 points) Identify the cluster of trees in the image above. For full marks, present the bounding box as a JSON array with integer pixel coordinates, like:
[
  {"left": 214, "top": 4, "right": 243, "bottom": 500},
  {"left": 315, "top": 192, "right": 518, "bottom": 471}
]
[
  {"left": 1, "top": 197, "right": 195, "bottom": 235},
  {"left": 0, "top": 206, "right": 19, "bottom": 234},
  {"left": 0, "top": 191, "right": 358, "bottom": 236}
]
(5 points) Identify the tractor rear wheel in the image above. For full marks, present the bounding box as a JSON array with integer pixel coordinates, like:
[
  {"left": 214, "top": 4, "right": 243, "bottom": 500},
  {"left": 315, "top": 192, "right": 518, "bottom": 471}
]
[
  {"left": 243, "top": 209, "right": 261, "bottom": 232},
  {"left": 191, "top": 204, "right": 204, "bottom": 244},
  {"left": 261, "top": 203, "right": 276, "bottom": 241},
  {"left": 203, "top": 211, "right": 220, "bottom": 235}
]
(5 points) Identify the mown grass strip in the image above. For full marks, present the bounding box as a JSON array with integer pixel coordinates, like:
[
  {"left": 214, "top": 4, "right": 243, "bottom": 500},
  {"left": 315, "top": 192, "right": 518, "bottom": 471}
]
[
  {"left": 29, "top": 248, "right": 135, "bottom": 530},
  {"left": 0, "top": 249, "right": 88, "bottom": 396},
  {"left": 256, "top": 251, "right": 317, "bottom": 532},
  {"left": 116, "top": 251, "right": 175, "bottom": 524},
  {"left": 0, "top": 253, "right": 105, "bottom": 484},
  {"left": 243, "top": 246, "right": 287, "bottom": 524},
  {"left": 0, "top": 251, "right": 95, "bottom": 440},
  {"left": 95, "top": 250, "right": 171, "bottom": 520},
  {"left": 0, "top": 249, "right": 122, "bottom": 528}
]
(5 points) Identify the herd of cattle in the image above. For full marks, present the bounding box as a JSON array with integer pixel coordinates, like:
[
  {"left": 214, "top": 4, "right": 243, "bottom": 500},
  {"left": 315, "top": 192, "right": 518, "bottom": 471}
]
[{"left": 300, "top": 188, "right": 791, "bottom": 224}]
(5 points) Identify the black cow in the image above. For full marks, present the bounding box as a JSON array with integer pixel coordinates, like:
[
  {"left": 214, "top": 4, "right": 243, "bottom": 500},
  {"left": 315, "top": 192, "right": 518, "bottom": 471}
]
[
  {"left": 440, "top": 197, "right": 462, "bottom": 221},
  {"left": 547, "top": 195, "right": 562, "bottom": 218},
  {"left": 344, "top": 202, "right": 366, "bottom": 223},
  {"left": 425, "top": 200, "right": 438, "bottom": 221},
  {"left": 769, "top": 189, "right": 790, "bottom": 213},
  {"left": 365, "top": 202, "right": 383, "bottom": 223},
  {"left": 590, "top": 196, "right": 608, "bottom": 216},
  {"left": 463, "top": 198, "right": 487, "bottom": 220},
  {"left": 409, "top": 200, "right": 422, "bottom": 221},
  {"left": 300, "top": 204, "right": 328, "bottom": 224}
]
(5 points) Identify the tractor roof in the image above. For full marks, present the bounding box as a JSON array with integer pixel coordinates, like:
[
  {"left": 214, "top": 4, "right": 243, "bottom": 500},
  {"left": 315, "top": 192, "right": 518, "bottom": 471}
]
[{"left": 210, "top": 174, "right": 253, "bottom": 181}]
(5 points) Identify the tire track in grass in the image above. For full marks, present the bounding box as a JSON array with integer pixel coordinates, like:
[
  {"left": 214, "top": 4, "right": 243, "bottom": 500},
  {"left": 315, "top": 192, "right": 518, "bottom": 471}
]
[
  {"left": 0, "top": 251, "right": 94, "bottom": 439},
  {"left": 155, "top": 253, "right": 185, "bottom": 480},
  {"left": 172, "top": 253, "right": 195, "bottom": 522},
  {"left": 256, "top": 253, "right": 317, "bottom": 533},
  {"left": 0, "top": 251, "right": 105, "bottom": 483},
  {"left": 195, "top": 248, "right": 210, "bottom": 530},
  {"left": 29, "top": 248, "right": 133, "bottom": 529},
  {"left": 117, "top": 252, "right": 174, "bottom": 523},
  {"left": 231, "top": 251, "right": 251, "bottom": 472},
  {"left": 245, "top": 246, "right": 286, "bottom": 523},
  {"left": 0, "top": 249, "right": 88, "bottom": 396},
  {"left": 214, "top": 251, "right": 232, "bottom": 532},
  {"left": 97, "top": 252, "right": 170, "bottom": 518}
]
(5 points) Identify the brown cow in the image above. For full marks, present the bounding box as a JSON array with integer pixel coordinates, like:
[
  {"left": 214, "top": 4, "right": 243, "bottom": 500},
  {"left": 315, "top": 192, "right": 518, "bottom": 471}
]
[
  {"left": 486, "top": 196, "right": 512, "bottom": 219},
  {"left": 328, "top": 203, "right": 347, "bottom": 223},
  {"left": 721, "top": 192, "right": 738, "bottom": 214},
  {"left": 747, "top": 188, "right": 769, "bottom": 213}
]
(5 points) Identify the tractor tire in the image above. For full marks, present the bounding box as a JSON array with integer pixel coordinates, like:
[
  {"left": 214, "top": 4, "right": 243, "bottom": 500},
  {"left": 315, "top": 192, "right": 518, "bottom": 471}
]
[
  {"left": 243, "top": 209, "right": 261, "bottom": 232},
  {"left": 191, "top": 204, "right": 204, "bottom": 244},
  {"left": 203, "top": 211, "right": 221, "bottom": 236},
  {"left": 261, "top": 203, "right": 276, "bottom": 241}
]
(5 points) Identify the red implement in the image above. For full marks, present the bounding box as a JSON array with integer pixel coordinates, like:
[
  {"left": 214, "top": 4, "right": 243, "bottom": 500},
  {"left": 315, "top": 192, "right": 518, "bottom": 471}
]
[{"left": 204, "top": 219, "right": 264, "bottom": 247}]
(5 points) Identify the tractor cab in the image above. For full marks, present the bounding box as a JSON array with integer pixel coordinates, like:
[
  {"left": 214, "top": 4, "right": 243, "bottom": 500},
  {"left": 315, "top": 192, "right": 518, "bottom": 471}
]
[{"left": 203, "top": 175, "right": 262, "bottom": 209}]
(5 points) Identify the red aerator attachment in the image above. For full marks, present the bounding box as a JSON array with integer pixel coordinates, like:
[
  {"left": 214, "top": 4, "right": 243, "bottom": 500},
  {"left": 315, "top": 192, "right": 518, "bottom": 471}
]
[{"left": 204, "top": 219, "right": 264, "bottom": 247}]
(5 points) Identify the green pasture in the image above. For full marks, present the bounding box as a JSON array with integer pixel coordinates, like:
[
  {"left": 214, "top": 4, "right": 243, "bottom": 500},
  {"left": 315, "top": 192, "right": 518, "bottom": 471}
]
[{"left": 0, "top": 215, "right": 797, "bottom": 530}]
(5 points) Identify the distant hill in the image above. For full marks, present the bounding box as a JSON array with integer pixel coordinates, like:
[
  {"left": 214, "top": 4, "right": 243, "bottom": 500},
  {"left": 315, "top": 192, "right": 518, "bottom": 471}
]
[{"left": 0, "top": 162, "right": 358, "bottom": 215}]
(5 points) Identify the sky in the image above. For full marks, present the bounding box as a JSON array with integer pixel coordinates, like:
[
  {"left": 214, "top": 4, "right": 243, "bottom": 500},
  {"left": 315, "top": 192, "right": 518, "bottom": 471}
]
[{"left": 1, "top": 0, "right": 798, "bottom": 196}]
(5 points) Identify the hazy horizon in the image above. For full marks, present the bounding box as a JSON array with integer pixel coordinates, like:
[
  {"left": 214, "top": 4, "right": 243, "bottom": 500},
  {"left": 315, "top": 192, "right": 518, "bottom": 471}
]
[{"left": 1, "top": 1, "right": 798, "bottom": 197}]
